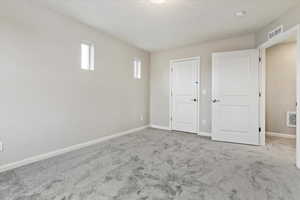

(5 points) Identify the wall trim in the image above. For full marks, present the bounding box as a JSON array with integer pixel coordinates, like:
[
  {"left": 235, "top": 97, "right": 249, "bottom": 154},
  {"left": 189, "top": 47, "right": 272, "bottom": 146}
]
[
  {"left": 0, "top": 125, "right": 149, "bottom": 174},
  {"left": 198, "top": 132, "right": 211, "bottom": 137},
  {"left": 150, "top": 125, "right": 171, "bottom": 130},
  {"left": 266, "top": 132, "right": 296, "bottom": 139},
  {"left": 150, "top": 125, "right": 211, "bottom": 138}
]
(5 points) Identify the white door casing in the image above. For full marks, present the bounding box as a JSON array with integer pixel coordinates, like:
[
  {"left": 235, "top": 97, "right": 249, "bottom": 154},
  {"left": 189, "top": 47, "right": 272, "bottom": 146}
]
[
  {"left": 170, "top": 57, "right": 200, "bottom": 133},
  {"left": 212, "top": 50, "right": 260, "bottom": 145},
  {"left": 258, "top": 25, "right": 300, "bottom": 168}
]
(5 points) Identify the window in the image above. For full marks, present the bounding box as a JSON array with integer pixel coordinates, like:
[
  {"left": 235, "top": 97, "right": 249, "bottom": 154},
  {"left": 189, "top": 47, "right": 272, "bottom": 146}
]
[
  {"left": 133, "top": 58, "right": 141, "bottom": 79},
  {"left": 81, "top": 42, "right": 94, "bottom": 71}
]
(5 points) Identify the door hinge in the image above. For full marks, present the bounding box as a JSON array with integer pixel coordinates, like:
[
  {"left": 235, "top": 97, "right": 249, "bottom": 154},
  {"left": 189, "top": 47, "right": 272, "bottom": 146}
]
[
  {"left": 259, "top": 92, "right": 261, "bottom": 97},
  {"left": 171, "top": 68, "right": 173, "bottom": 72},
  {"left": 259, "top": 57, "right": 262, "bottom": 63},
  {"left": 259, "top": 127, "right": 261, "bottom": 132},
  {"left": 171, "top": 91, "right": 173, "bottom": 96},
  {"left": 170, "top": 117, "right": 173, "bottom": 121}
]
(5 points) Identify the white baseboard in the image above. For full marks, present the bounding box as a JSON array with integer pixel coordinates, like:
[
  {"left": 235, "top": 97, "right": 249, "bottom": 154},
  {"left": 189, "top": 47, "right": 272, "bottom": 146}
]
[
  {"left": 198, "top": 132, "right": 211, "bottom": 137},
  {"left": 266, "top": 132, "right": 296, "bottom": 139},
  {"left": 150, "top": 125, "right": 171, "bottom": 131},
  {"left": 150, "top": 125, "right": 211, "bottom": 137},
  {"left": 0, "top": 125, "right": 149, "bottom": 174}
]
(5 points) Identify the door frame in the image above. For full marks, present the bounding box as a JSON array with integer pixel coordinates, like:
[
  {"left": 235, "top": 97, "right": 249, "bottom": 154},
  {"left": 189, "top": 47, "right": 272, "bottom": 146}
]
[
  {"left": 169, "top": 57, "right": 201, "bottom": 133},
  {"left": 258, "top": 25, "right": 300, "bottom": 168}
]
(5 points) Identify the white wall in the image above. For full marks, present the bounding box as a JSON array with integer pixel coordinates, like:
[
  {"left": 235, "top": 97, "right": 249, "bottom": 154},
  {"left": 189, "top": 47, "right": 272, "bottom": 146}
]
[
  {"left": 150, "top": 34, "right": 256, "bottom": 132},
  {"left": 256, "top": 4, "right": 300, "bottom": 46},
  {"left": 0, "top": 0, "right": 149, "bottom": 166}
]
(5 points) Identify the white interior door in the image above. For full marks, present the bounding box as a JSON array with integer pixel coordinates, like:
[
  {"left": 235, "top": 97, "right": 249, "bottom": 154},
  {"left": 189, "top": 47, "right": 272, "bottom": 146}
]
[
  {"left": 212, "top": 50, "right": 260, "bottom": 145},
  {"left": 171, "top": 58, "right": 200, "bottom": 133}
]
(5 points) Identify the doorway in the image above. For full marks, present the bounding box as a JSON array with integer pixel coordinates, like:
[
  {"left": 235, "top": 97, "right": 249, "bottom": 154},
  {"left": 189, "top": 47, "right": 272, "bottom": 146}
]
[
  {"left": 259, "top": 25, "right": 300, "bottom": 168},
  {"left": 169, "top": 57, "right": 200, "bottom": 134},
  {"left": 265, "top": 39, "right": 296, "bottom": 146}
]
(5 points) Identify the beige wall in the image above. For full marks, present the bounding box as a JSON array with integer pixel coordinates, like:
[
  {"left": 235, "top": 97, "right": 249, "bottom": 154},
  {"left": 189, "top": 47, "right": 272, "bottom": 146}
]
[
  {"left": 0, "top": 0, "right": 150, "bottom": 166},
  {"left": 256, "top": 4, "right": 300, "bottom": 46},
  {"left": 150, "top": 34, "right": 256, "bottom": 132},
  {"left": 266, "top": 42, "right": 297, "bottom": 135},
  {"left": 2, "top": 0, "right": 298, "bottom": 168}
]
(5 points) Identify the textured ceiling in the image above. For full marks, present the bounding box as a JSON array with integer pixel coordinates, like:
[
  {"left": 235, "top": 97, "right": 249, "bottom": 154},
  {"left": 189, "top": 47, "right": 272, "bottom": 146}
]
[{"left": 34, "top": 0, "right": 299, "bottom": 51}]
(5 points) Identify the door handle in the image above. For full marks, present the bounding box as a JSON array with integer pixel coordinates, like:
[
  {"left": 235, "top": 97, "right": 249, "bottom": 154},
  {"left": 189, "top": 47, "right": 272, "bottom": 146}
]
[
  {"left": 212, "top": 99, "right": 220, "bottom": 103},
  {"left": 192, "top": 98, "right": 198, "bottom": 102}
]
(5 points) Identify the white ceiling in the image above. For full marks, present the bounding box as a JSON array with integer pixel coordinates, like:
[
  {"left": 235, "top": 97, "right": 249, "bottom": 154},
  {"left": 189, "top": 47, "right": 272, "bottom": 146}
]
[{"left": 34, "top": 0, "right": 299, "bottom": 51}]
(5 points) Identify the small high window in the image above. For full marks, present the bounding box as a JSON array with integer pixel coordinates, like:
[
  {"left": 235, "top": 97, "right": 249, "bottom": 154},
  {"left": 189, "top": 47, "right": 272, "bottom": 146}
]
[
  {"left": 81, "top": 42, "right": 94, "bottom": 71},
  {"left": 133, "top": 58, "right": 141, "bottom": 79}
]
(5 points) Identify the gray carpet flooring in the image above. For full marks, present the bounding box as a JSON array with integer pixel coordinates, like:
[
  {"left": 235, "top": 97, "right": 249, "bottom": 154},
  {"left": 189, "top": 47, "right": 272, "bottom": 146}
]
[{"left": 1, "top": 128, "right": 300, "bottom": 200}]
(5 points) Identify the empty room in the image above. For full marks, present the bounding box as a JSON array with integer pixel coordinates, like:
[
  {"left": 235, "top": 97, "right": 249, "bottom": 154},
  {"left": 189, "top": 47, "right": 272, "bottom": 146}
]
[{"left": 1, "top": 0, "right": 300, "bottom": 199}]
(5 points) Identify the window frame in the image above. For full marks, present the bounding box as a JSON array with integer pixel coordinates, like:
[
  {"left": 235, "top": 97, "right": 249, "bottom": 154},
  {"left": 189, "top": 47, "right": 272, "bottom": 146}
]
[
  {"left": 133, "top": 58, "right": 142, "bottom": 79},
  {"left": 81, "top": 42, "right": 95, "bottom": 71}
]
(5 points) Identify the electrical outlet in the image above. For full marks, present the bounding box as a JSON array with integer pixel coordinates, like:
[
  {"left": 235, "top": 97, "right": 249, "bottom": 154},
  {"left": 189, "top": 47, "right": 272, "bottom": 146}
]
[{"left": 0, "top": 141, "right": 3, "bottom": 152}]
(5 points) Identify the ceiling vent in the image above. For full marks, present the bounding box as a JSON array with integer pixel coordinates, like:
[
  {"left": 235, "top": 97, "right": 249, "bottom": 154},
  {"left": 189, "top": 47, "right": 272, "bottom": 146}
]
[{"left": 268, "top": 25, "right": 283, "bottom": 40}]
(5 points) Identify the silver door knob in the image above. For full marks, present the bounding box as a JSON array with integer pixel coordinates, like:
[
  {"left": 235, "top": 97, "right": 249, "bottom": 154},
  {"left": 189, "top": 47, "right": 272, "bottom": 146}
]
[{"left": 212, "top": 99, "right": 220, "bottom": 103}]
